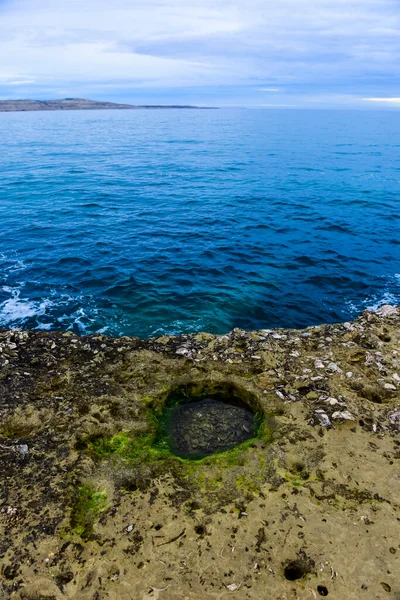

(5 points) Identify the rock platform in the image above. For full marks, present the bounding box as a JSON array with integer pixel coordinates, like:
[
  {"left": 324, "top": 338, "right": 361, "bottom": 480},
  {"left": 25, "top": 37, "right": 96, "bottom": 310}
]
[{"left": 0, "top": 306, "right": 399, "bottom": 599}]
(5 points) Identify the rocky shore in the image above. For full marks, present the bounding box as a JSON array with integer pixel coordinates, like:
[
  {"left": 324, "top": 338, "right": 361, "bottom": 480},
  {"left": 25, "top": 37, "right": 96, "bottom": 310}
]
[
  {"left": 0, "top": 306, "right": 399, "bottom": 599},
  {"left": 0, "top": 99, "right": 216, "bottom": 112}
]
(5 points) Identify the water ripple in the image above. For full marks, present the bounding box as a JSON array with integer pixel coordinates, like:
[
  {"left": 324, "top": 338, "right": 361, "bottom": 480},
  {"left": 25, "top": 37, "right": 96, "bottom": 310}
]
[{"left": 0, "top": 108, "right": 399, "bottom": 337}]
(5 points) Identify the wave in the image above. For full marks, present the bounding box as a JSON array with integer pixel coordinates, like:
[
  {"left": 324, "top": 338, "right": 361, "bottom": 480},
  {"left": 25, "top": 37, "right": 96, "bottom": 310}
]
[
  {"left": 0, "top": 287, "right": 52, "bottom": 326},
  {"left": 1, "top": 109, "right": 399, "bottom": 337}
]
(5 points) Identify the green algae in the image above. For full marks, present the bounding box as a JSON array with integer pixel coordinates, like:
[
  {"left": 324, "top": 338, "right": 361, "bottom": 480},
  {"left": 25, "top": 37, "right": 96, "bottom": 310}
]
[
  {"left": 71, "top": 485, "right": 108, "bottom": 539},
  {"left": 81, "top": 381, "right": 273, "bottom": 467},
  {"left": 70, "top": 385, "right": 276, "bottom": 520},
  {"left": 82, "top": 403, "right": 272, "bottom": 468},
  {"left": 74, "top": 413, "right": 276, "bottom": 514}
]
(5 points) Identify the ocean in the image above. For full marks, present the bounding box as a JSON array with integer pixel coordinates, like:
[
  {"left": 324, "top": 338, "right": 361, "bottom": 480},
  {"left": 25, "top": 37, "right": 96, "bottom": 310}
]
[{"left": 0, "top": 108, "right": 399, "bottom": 337}]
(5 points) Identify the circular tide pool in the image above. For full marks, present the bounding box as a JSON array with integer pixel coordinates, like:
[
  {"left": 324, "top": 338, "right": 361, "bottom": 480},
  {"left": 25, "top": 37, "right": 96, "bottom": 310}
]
[{"left": 159, "top": 394, "right": 257, "bottom": 459}]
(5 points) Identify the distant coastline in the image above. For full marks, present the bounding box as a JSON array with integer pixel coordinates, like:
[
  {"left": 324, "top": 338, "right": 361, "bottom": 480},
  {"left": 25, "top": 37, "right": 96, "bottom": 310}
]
[{"left": 0, "top": 97, "right": 218, "bottom": 112}]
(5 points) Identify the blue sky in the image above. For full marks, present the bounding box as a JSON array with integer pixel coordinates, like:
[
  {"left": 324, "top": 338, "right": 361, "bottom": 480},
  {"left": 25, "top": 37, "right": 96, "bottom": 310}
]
[{"left": 0, "top": 0, "right": 399, "bottom": 107}]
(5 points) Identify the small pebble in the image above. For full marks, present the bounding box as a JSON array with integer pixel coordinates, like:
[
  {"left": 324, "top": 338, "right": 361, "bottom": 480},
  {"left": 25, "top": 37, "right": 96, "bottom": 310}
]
[
  {"left": 384, "top": 383, "right": 396, "bottom": 391},
  {"left": 314, "top": 411, "right": 331, "bottom": 427},
  {"left": 17, "top": 444, "right": 29, "bottom": 456},
  {"left": 332, "top": 411, "right": 354, "bottom": 421},
  {"left": 327, "top": 362, "right": 342, "bottom": 373}
]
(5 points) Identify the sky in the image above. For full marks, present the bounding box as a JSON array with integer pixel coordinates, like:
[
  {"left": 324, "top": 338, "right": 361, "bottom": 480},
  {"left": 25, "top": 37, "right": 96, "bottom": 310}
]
[{"left": 0, "top": 0, "right": 399, "bottom": 107}]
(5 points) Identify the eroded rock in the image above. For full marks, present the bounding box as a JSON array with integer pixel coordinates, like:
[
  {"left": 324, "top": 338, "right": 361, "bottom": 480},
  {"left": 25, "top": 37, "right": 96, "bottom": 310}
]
[{"left": 0, "top": 306, "right": 399, "bottom": 600}]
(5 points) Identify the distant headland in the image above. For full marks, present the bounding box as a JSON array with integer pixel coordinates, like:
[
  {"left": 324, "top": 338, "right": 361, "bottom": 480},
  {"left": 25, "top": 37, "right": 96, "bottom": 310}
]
[{"left": 0, "top": 98, "right": 218, "bottom": 112}]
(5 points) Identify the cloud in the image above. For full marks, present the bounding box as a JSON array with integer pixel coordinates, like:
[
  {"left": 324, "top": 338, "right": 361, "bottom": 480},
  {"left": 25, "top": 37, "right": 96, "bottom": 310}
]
[
  {"left": 0, "top": 0, "right": 399, "bottom": 105},
  {"left": 4, "top": 80, "right": 37, "bottom": 86},
  {"left": 364, "top": 97, "right": 400, "bottom": 104}
]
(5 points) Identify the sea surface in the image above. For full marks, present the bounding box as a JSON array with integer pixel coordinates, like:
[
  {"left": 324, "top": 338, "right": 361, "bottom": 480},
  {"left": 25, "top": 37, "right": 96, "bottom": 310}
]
[{"left": 0, "top": 108, "right": 399, "bottom": 338}]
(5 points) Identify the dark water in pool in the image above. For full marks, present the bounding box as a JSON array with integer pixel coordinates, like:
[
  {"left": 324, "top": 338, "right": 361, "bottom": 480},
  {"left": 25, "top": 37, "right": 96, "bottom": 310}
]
[
  {"left": 0, "top": 108, "right": 399, "bottom": 336},
  {"left": 163, "top": 397, "right": 256, "bottom": 459}
]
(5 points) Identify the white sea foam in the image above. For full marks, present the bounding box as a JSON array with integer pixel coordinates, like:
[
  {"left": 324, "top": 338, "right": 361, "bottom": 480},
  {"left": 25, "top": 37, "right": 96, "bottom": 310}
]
[
  {"left": 0, "top": 288, "right": 52, "bottom": 325},
  {"left": 70, "top": 307, "right": 98, "bottom": 333},
  {"left": 96, "top": 326, "right": 109, "bottom": 334},
  {"left": 152, "top": 317, "right": 208, "bottom": 337},
  {"left": 344, "top": 274, "right": 400, "bottom": 316},
  {"left": 366, "top": 291, "right": 399, "bottom": 311},
  {"left": 0, "top": 253, "right": 28, "bottom": 282},
  {"left": 54, "top": 304, "right": 100, "bottom": 334},
  {"left": 0, "top": 286, "right": 108, "bottom": 333},
  {"left": 5, "top": 259, "right": 27, "bottom": 274}
]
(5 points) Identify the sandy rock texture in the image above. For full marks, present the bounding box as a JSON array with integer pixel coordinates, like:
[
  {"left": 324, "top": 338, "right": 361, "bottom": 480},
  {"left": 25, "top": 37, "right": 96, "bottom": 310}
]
[{"left": 0, "top": 306, "right": 399, "bottom": 600}]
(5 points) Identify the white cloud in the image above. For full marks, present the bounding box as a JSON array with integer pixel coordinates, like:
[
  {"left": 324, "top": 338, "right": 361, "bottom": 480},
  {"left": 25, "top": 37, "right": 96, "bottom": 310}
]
[
  {"left": 0, "top": 0, "right": 399, "bottom": 103},
  {"left": 364, "top": 97, "right": 400, "bottom": 104},
  {"left": 3, "top": 79, "right": 37, "bottom": 86}
]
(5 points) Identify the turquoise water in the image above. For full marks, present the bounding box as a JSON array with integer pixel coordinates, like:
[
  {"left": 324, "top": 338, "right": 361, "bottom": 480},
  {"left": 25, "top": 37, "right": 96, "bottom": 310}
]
[{"left": 0, "top": 108, "right": 399, "bottom": 337}]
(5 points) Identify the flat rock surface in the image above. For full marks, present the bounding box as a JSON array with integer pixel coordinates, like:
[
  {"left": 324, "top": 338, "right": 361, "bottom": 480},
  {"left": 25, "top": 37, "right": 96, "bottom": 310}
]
[{"left": 0, "top": 306, "right": 399, "bottom": 599}]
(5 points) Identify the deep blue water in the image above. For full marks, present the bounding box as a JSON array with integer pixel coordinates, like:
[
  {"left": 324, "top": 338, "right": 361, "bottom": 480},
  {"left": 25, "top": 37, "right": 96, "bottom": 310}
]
[{"left": 0, "top": 108, "right": 399, "bottom": 337}]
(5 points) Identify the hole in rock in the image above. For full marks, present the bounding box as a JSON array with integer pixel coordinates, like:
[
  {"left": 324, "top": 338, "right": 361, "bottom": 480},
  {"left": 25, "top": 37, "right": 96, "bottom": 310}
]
[
  {"left": 317, "top": 585, "right": 329, "bottom": 596},
  {"left": 194, "top": 525, "right": 206, "bottom": 536},
  {"left": 158, "top": 383, "right": 261, "bottom": 459},
  {"left": 284, "top": 560, "right": 308, "bottom": 581}
]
